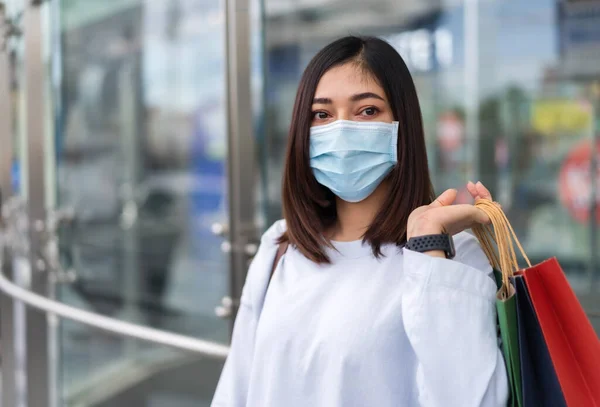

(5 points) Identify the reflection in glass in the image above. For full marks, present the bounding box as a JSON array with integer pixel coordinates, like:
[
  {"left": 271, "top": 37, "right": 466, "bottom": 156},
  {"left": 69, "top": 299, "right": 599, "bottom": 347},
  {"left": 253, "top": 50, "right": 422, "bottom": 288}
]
[
  {"left": 55, "top": 0, "right": 230, "bottom": 401},
  {"left": 261, "top": 0, "right": 600, "bottom": 332},
  {"left": 60, "top": 322, "right": 224, "bottom": 406}
]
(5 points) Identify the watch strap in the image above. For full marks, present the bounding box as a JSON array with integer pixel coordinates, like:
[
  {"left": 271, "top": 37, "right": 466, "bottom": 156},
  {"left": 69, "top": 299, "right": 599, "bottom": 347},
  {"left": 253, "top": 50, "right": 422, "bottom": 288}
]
[{"left": 406, "top": 234, "right": 454, "bottom": 258}]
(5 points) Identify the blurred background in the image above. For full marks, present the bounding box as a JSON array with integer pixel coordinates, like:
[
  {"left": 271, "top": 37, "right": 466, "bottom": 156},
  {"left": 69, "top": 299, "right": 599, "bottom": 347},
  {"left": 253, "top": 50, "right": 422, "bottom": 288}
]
[{"left": 0, "top": 0, "right": 599, "bottom": 406}]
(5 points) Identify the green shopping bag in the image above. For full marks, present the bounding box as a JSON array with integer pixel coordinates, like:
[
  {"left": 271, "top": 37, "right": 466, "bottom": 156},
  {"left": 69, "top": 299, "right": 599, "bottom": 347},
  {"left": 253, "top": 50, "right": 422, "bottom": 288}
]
[
  {"left": 473, "top": 200, "right": 523, "bottom": 407},
  {"left": 493, "top": 270, "right": 522, "bottom": 407}
]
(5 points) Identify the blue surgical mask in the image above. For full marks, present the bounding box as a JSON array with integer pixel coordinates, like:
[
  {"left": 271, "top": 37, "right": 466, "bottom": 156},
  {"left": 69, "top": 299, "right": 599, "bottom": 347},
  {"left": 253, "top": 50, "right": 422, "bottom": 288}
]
[{"left": 309, "top": 120, "right": 399, "bottom": 202}]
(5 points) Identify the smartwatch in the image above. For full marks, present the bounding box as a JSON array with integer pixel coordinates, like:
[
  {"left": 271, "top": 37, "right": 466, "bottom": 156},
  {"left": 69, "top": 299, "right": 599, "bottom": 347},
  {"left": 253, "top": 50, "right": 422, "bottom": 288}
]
[{"left": 405, "top": 233, "right": 456, "bottom": 259}]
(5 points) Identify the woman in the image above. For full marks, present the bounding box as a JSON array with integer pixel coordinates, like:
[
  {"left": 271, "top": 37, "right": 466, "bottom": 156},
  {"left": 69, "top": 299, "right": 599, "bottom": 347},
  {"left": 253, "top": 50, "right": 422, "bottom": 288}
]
[{"left": 212, "top": 36, "right": 508, "bottom": 407}]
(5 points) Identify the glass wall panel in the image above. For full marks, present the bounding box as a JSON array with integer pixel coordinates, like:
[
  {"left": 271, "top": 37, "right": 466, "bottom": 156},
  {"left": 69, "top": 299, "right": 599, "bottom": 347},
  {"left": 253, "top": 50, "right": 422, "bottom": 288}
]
[
  {"left": 53, "top": 0, "right": 231, "bottom": 400},
  {"left": 59, "top": 321, "right": 223, "bottom": 407}
]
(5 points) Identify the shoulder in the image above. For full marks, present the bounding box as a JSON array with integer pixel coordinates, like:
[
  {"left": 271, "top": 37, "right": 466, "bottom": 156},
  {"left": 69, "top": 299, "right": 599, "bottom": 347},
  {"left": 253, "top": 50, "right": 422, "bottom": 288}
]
[
  {"left": 240, "top": 220, "right": 287, "bottom": 311},
  {"left": 453, "top": 231, "right": 493, "bottom": 274},
  {"left": 260, "top": 219, "right": 287, "bottom": 246}
]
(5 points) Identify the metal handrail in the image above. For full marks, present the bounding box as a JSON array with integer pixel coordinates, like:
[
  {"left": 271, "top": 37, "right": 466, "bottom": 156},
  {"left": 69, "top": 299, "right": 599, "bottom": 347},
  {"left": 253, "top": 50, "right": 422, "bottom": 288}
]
[{"left": 0, "top": 265, "right": 230, "bottom": 358}]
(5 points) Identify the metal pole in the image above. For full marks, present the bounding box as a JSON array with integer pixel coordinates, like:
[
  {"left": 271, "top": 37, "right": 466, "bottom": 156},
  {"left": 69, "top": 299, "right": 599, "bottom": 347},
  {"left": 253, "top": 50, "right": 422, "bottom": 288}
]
[
  {"left": 0, "top": 2, "right": 17, "bottom": 405},
  {"left": 47, "top": 1, "right": 63, "bottom": 405},
  {"left": 224, "top": 0, "right": 257, "bottom": 328},
  {"left": 24, "top": 2, "right": 50, "bottom": 406},
  {"left": 0, "top": 3, "right": 11, "bottom": 197},
  {"left": 118, "top": 56, "right": 141, "bottom": 359},
  {"left": 464, "top": 0, "right": 480, "bottom": 183}
]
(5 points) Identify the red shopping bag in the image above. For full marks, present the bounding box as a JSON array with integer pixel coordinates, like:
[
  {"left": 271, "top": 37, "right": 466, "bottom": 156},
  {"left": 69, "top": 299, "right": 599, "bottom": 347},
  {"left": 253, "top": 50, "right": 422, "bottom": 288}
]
[
  {"left": 523, "top": 259, "right": 600, "bottom": 407},
  {"left": 474, "top": 200, "right": 600, "bottom": 407}
]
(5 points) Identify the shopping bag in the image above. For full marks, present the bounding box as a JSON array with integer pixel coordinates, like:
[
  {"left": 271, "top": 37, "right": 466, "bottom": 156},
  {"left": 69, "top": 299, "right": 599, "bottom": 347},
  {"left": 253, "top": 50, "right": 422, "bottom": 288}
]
[
  {"left": 522, "top": 258, "right": 600, "bottom": 406},
  {"left": 512, "top": 276, "right": 566, "bottom": 407},
  {"left": 473, "top": 199, "right": 600, "bottom": 407},
  {"left": 491, "top": 270, "right": 522, "bottom": 407},
  {"left": 478, "top": 205, "right": 524, "bottom": 407}
]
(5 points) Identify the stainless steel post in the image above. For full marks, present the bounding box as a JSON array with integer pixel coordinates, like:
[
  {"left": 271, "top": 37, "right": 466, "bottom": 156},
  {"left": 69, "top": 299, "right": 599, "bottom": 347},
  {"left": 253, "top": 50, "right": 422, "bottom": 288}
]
[
  {"left": 24, "top": 2, "right": 50, "bottom": 406},
  {"left": 224, "top": 0, "right": 257, "bottom": 328},
  {"left": 119, "top": 56, "right": 141, "bottom": 358},
  {"left": 0, "top": 2, "right": 17, "bottom": 406},
  {"left": 464, "top": 0, "right": 480, "bottom": 183}
]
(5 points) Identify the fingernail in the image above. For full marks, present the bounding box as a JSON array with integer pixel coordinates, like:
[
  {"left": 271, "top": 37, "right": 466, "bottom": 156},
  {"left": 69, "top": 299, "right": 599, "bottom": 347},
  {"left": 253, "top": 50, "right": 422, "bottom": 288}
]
[{"left": 476, "top": 181, "right": 483, "bottom": 186}]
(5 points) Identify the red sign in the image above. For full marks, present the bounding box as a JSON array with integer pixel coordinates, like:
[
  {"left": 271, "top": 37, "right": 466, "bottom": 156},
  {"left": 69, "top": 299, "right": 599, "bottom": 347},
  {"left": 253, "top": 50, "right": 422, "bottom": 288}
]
[{"left": 558, "top": 140, "right": 600, "bottom": 224}]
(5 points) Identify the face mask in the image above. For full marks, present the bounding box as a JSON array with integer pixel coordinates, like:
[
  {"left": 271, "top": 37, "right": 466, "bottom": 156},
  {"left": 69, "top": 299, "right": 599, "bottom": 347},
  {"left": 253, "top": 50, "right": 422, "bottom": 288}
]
[{"left": 309, "top": 120, "right": 399, "bottom": 203}]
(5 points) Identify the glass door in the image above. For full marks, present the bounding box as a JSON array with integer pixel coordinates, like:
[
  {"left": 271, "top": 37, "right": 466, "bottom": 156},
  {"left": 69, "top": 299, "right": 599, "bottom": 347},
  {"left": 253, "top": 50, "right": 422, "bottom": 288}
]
[
  {"left": 0, "top": 0, "right": 263, "bottom": 404},
  {"left": 43, "top": 0, "right": 257, "bottom": 405}
]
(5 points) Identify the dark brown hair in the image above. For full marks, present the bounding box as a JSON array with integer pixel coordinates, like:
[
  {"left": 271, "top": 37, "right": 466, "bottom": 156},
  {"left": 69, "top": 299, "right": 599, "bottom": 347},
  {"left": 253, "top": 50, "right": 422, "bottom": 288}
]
[{"left": 279, "top": 36, "right": 434, "bottom": 263}]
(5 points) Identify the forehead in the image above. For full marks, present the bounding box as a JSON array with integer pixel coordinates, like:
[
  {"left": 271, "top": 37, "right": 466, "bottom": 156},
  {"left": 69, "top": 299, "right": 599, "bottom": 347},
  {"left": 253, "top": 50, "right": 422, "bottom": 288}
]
[{"left": 314, "top": 63, "right": 385, "bottom": 99}]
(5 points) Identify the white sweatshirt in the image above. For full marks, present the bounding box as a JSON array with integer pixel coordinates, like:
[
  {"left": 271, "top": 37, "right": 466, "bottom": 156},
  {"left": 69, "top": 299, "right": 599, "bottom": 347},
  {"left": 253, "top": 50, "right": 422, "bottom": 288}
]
[{"left": 212, "top": 220, "right": 509, "bottom": 407}]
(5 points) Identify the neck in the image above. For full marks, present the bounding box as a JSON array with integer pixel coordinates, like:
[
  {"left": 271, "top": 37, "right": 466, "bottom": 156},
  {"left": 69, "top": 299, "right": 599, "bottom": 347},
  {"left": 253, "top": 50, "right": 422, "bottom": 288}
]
[{"left": 328, "top": 181, "right": 388, "bottom": 242}]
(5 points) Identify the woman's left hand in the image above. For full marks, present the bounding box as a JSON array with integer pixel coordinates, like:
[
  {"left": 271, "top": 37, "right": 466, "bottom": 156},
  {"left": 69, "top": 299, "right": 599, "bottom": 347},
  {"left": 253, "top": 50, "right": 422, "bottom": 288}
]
[{"left": 407, "top": 181, "right": 493, "bottom": 240}]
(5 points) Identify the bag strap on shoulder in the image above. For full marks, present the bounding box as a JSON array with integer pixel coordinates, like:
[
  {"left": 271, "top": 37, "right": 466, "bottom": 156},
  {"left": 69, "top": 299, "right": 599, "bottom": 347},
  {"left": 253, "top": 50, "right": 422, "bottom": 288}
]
[{"left": 269, "top": 241, "right": 289, "bottom": 285}]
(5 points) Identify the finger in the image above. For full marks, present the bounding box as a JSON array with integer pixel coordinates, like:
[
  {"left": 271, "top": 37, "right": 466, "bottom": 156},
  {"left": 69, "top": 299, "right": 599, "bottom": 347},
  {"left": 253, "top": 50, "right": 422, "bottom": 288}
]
[
  {"left": 429, "top": 189, "right": 457, "bottom": 208},
  {"left": 475, "top": 181, "right": 492, "bottom": 201},
  {"left": 447, "top": 205, "right": 490, "bottom": 224},
  {"left": 455, "top": 206, "right": 491, "bottom": 227},
  {"left": 475, "top": 207, "right": 491, "bottom": 224},
  {"left": 466, "top": 181, "right": 480, "bottom": 199}
]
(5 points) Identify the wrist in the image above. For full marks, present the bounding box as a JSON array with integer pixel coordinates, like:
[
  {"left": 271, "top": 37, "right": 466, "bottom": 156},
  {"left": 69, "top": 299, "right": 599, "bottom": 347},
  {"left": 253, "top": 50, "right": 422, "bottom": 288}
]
[{"left": 405, "top": 231, "right": 455, "bottom": 259}]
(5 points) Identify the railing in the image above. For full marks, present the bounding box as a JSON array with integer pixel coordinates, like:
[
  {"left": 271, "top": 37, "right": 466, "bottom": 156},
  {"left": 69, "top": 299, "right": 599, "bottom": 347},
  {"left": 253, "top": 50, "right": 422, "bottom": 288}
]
[{"left": 0, "top": 260, "right": 230, "bottom": 358}]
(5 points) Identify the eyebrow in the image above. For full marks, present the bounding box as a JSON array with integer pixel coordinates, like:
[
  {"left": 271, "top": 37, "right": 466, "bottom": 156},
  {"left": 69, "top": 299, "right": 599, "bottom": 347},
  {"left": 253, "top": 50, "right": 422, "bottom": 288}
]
[
  {"left": 350, "top": 92, "right": 385, "bottom": 102},
  {"left": 312, "top": 92, "right": 385, "bottom": 105}
]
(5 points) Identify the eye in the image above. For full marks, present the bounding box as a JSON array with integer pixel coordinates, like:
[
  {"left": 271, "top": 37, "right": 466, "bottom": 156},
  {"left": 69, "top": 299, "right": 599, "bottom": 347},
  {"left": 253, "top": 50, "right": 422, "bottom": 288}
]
[
  {"left": 360, "top": 107, "right": 379, "bottom": 116},
  {"left": 313, "top": 111, "right": 329, "bottom": 120}
]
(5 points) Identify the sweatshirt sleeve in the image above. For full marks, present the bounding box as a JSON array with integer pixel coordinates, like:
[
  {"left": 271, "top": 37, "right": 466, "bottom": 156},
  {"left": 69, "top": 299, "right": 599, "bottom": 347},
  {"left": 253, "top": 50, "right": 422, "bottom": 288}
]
[
  {"left": 211, "top": 220, "right": 286, "bottom": 407},
  {"left": 402, "top": 231, "right": 509, "bottom": 407}
]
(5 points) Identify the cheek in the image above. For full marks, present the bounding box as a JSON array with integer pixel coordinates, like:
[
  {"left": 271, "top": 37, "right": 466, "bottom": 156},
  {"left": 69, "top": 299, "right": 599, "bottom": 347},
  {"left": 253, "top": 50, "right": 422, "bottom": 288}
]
[{"left": 380, "top": 110, "right": 395, "bottom": 123}]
